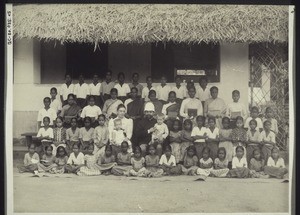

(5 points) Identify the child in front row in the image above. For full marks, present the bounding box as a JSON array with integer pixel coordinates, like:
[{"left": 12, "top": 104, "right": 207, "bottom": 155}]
[
  {"left": 159, "top": 145, "right": 182, "bottom": 175},
  {"left": 144, "top": 144, "right": 164, "bottom": 177},
  {"left": 96, "top": 145, "right": 117, "bottom": 175},
  {"left": 51, "top": 146, "right": 68, "bottom": 174},
  {"left": 65, "top": 143, "right": 85, "bottom": 174},
  {"left": 111, "top": 141, "right": 132, "bottom": 176},
  {"left": 264, "top": 147, "right": 288, "bottom": 179},
  {"left": 37, "top": 145, "right": 57, "bottom": 173},
  {"left": 227, "top": 146, "right": 250, "bottom": 178},
  {"left": 249, "top": 149, "right": 268, "bottom": 178},
  {"left": 181, "top": 145, "right": 199, "bottom": 176},
  {"left": 79, "top": 117, "right": 95, "bottom": 153},
  {"left": 196, "top": 147, "right": 213, "bottom": 180},
  {"left": 77, "top": 144, "right": 101, "bottom": 176},
  {"left": 129, "top": 146, "right": 147, "bottom": 177},
  {"left": 18, "top": 143, "right": 39, "bottom": 173},
  {"left": 210, "top": 147, "right": 229, "bottom": 178}
]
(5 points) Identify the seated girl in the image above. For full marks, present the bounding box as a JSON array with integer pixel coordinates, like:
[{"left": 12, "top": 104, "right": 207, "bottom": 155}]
[
  {"left": 181, "top": 145, "right": 199, "bottom": 176},
  {"left": 51, "top": 146, "right": 69, "bottom": 174},
  {"left": 66, "top": 117, "right": 80, "bottom": 154},
  {"left": 210, "top": 147, "right": 229, "bottom": 178},
  {"left": 144, "top": 145, "right": 164, "bottom": 178},
  {"left": 249, "top": 149, "right": 268, "bottom": 178},
  {"left": 18, "top": 143, "right": 40, "bottom": 173},
  {"left": 159, "top": 144, "right": 182, "bottom": 176},
  {"left": 129, "top": 146, "right": 147, "bottom": 177},
  {"left": 37, "top": 145, "right": 57, "bottom": 173},
  {"left": 96, "top": 145, "right": 117, "bottom": 175},
  {"left": 77, "top": 144, "right": 101, "bottom": 176},
  {"left": 264, "top": 147, "right": 288, "bottom": 179},
  {"left": 79, "top": 117, "right": 95, "bottom": 153},
  {"left": 65, "top": 143, "right": 85, "bottom": 174},
  {"left": 196, "top": 147, "right": 213, "bottom": 180},
  {"left": 111, "top": 141, "right": 133, "bottom": 176},
  {"left": 227, "top": 146, "right": 250, "bottom": 178}
]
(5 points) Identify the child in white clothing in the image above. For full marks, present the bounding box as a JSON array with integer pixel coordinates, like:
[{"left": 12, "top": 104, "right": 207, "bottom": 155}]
[
  {"left": 110, "top": 118, "right": 132, "bottom": 154},
  {"left": 80, "top": 95, "right": 102, "bottom": 127},
  {"left": 226, "top": 90, "right": 247, "bottom": 128},
  {"left": 149, "top": 113, "right": 169, "bottom": 144}
]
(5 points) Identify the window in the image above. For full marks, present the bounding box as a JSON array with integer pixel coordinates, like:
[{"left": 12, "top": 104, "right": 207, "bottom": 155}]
[
  {"left": 41, "top": 41, "right": 108, "bottom": 84},
  {"left": 151, "top": 42, "right": 220, "bottom": 82}
]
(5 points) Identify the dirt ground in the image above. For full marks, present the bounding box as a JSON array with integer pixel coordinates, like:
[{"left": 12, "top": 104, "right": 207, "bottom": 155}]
[{"left": 13, "top": 169, "right": 289, "bottom": 213}]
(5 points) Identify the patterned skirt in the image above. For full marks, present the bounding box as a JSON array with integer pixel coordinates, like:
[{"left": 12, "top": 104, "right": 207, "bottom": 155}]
[
  {"left": 228, "top": 167, "right": 250, "bottom": 178},
  {"left": 196, "top": 167, "right": 212, "bottom": 177},
  {"left": 37, "top": 163, "right": 57, "bottom": 173},
  {"left": 210, "top": 168, "right": 230, "bottom": 177},
  {"left": 144, "top": 167, "right": 164, "bottom": 177},
  {"left": 181, "top": 165, "right": 198, "bottom": 175},
  {"left": 77, "top": 165, "right": 101, "bottom": 176},
  {"left": 263, "top": 166, "right": 288, "bottom": 179}
]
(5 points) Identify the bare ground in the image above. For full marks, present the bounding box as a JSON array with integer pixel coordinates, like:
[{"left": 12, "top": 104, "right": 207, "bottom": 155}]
[{"left": 13, "top": 169, "right": 289, "bottom": 213}]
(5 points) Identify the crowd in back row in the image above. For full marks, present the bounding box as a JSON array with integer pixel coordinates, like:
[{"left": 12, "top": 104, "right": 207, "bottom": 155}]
[{"left": 17, "top": 70, "right": 288, "bottom": 179}]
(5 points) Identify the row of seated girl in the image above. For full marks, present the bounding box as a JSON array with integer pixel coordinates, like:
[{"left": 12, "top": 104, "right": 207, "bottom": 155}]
[
  {"left": 35, "top": 109, "right": 278, "bottom": 168},
  {"left": 18, "top": 141, "right": 288, "bottom": 180}
]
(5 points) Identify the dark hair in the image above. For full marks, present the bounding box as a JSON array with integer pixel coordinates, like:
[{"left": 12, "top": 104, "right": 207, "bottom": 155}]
[
  {"left": 146, "top": 76, "right": 152, "bottom": 81},
  {"left": 218, "top": 147, "right": 227, "bottom": 158},
  {"left": 210, "top": 86, "right": 218, "bottom": 92},
  {"left": 71, "top": 117, "right": 77, "bottom": 123},
  {"left": 118, "top": 72, "right": 125, "bottom": 79},
  {"left": 196, "top": 115, "right": 205, "bottom": 122},
  {"left": 271, "top": 146, "right": 279, "bottom": 153},
  {"left": 186, "top": 145, "right": 196, "bottom": 155},
  {"left": 132, "top": 73, "right": 139, "bottom": 78},
  {"left": 263, "top": 120, "right": 272, "bottom": 127},
  {"left": 208, "top": 116, "right": 216, "bottom": 123},
  {"left": 56, "top": 146, "right": 67, "bottom": 157},
  {"left": 161, "top": 75, "right": 167, "bottom": 80},
  {"left": 131, "top": 87, "right": 138, "bottom": 92},
  {"left": 251, "top": 106, "right": 259, "bottom": 113},
  {"left": 175, "top": 75, "right": 181, "bottom": 80},
  {"left": 232, "top": 90, "right": 240, "bottom": 95},
  {"left": 56, "top": 116, "right": 64, "bottom": 123},
  {"left": 235, "top": 146, "right": 244, "bottom": 153},
  {"left": 72, "top": 142, "right": 81, "bottom": 149},
  {"left": 183, "top": 119, "right": 193, "bottom": 131},
  {"left": 222, "top": 117, "right": 230, "bottom": 124},
  {"left": 43, "top": 97, "right": 51, "bottom": 103},
  {"left": 252, "top": 149, "right": 262, "bottom": 160},
  {"left": 117, "top": 104, "right": 126, "bottom": 111},
  {"left": 172, "top": 119, "right": 182, "bottom": 131},
  {"left": 93, "top": 73, "right": 99, "bottom": 77},
  {"left": 88, "top": 95, "right": 95, "bottom": 101},
  {"left": 121, "top": 141, "right": 129, "bottom": 148},
  {"left": 45, "top": 145, "right": 53, "bottom": 151},
  {"left": 134, "top": 146, "right": 142, "bottom": 153},
  {"left": 84, "top": 117, "right": 92, "bottom": 123},
  {"left": 168, "top": 91, "right": 176, "bottom": 97},
  {"left": 249, "top": 119, "right": 257, "bottom": 126},
  {"left": 98, "top": 114, "right": 106, "bottom": 120},
  {"left": 148, "top": 89, "right": 156, "bottom": 97},
  {"left": 110, "top": 88, "right": 118, "bottom": 94},
  {"left": 50, "top": 87, "right": 58, "bottom": 93},
  {"left": 265, "top": 106, "right": 273, "bottom": 113},
  {"left": 147, "top": 144, "right": 156, "bottom": 153},
  {"left": 105, "top": 144, "right": 113, "bottom": 152},
  {"left": 43, "top": 116, "right": 50, "bottom": 122},
  {"left": 88, "top": 143, "right": 95, "bottom": 150},
  {"left": 106, "top": 69, "right": 112, "bottom": 75},
  {"left": 67, "top": 93, "right": 76, "bottom": 100},
  {"left": 28, "top": 143, "right": 36, "bottom": 149},
  {"left": 236, "top": 116, "right": 244, "bottom": 123},
  {"left": 79, "top": 73, "right": 84, "bottom": 78},
  {"left": 202, "top": 147, "right": 211, "bottom": 155},
  {"left": 164, "top": 144, "right": 172, "bottom": 152},
  {"left": 188, "top": 86, "right": 196, "bottom": 92}
]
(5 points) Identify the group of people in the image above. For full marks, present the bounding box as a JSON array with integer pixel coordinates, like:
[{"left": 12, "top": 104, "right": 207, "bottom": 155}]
[{"left": 18, "top": 70, "right": 288, "bottom": 180}]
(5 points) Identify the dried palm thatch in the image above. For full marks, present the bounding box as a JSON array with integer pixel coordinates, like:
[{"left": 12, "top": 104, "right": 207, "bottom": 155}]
[{"left": 13, "top": 4, "right": 288, "bottom": 45}]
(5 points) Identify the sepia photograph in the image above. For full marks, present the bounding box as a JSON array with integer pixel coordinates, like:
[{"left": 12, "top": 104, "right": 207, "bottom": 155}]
[{"left": 5, "top": 3, "right": 295, "bottom": 214}]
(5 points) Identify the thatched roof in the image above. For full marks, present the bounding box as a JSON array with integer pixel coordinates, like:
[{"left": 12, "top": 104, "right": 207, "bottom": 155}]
[{"left": 13, "top": 4, "right": 288, "bottom": 44}]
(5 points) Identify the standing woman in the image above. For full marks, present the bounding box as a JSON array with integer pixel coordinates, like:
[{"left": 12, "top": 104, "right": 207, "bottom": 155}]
[
  {"left": 60, "top": 94, "right": 82, "bottom": 128},
  {"left": 125, "top": 87, "right": 144, "bottom": 122},
  {"left": 204, "top": 86, "right": 226, "bottom": 128},
  {"left": 108, "top": 104, "right": 133, "bottom": 156}
]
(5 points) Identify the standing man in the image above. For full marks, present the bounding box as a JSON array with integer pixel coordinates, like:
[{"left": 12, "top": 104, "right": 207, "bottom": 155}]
[{"left": 100, "top": 69, "right": 116, "bottom": 104}]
